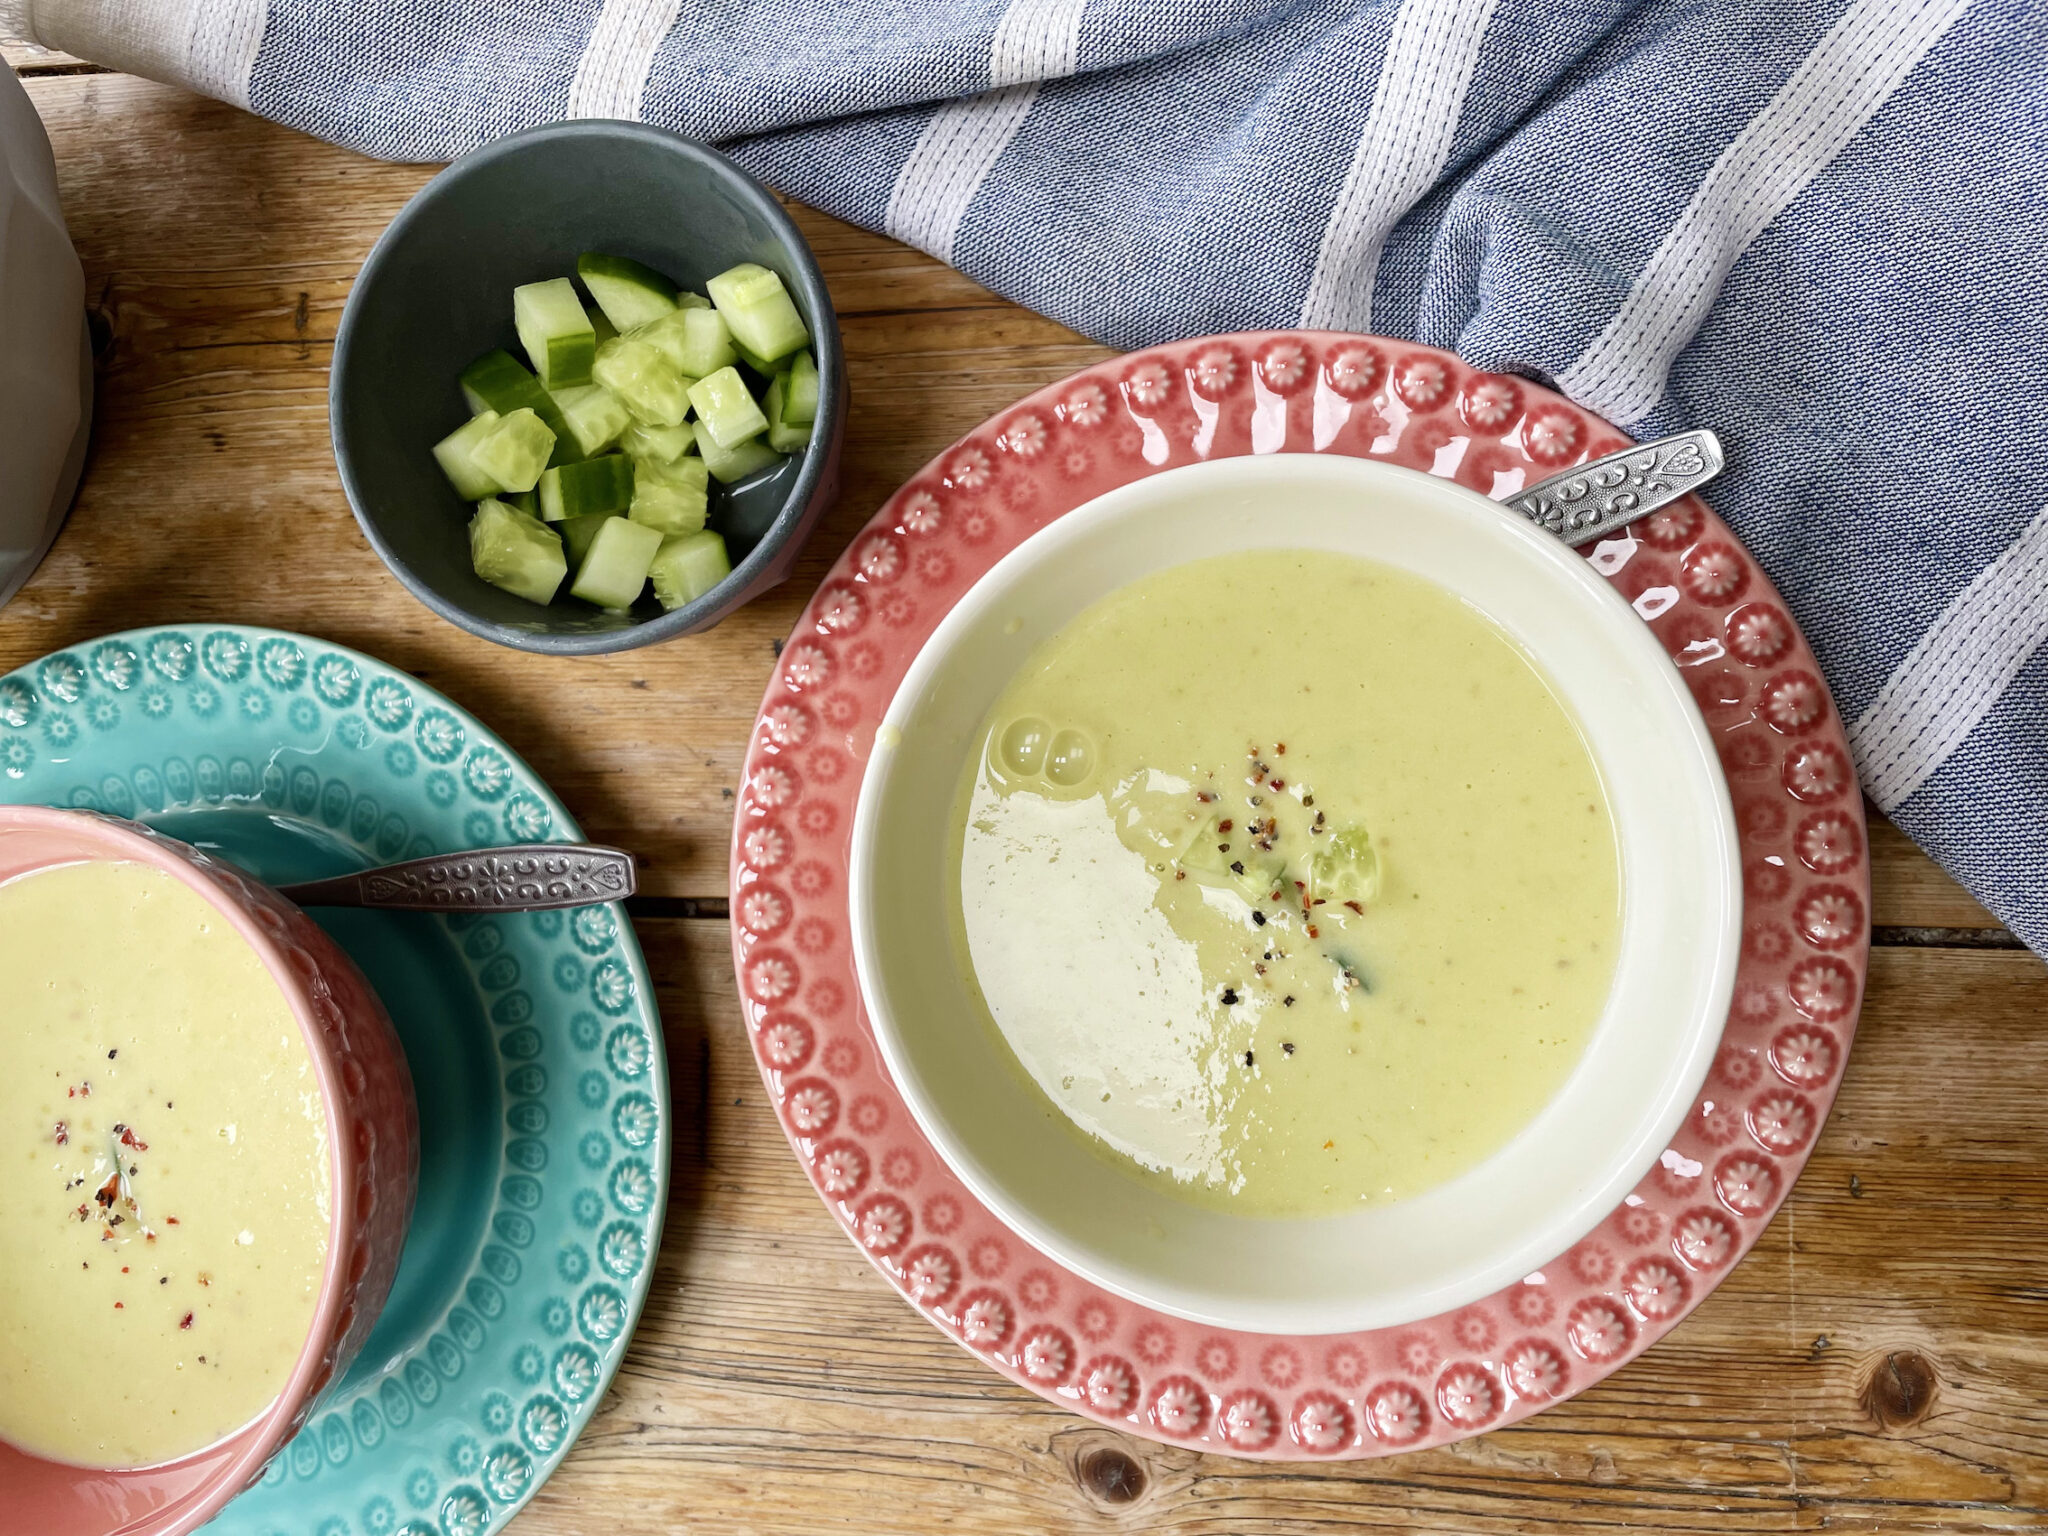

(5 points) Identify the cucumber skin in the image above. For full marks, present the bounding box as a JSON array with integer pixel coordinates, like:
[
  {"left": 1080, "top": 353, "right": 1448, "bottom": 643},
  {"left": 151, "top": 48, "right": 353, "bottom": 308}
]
[
  {"left": 650, "top": 529, "right": 732, "bottom": 610},
  {"left": 570, "top": 515, "right": 663, "bottom": 611},
  {"left": 688, "top": 366, "right": 770, "bottom": 450},
  {"left": 433, "top": 410, "right": 505, "bottom": 500},
  {"left": 514, "top": 278, "right": 598, "bottom": 389},
  {"left": 461, "top": 350, "right": 578, "bottom": 464},
  {"left": 539, "top": 454, "right": 634, "bottom": 522}
]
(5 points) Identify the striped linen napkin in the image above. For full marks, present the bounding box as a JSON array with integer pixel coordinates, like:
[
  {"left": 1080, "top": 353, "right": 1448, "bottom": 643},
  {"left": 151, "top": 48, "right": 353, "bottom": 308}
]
[{"left": 10, "top": 0, "right": 2045, "bottom": 954}]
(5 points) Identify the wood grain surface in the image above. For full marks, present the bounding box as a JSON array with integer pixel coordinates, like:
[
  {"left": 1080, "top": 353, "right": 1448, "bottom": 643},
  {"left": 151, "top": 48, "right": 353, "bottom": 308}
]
[{"left": 8, "top": 69, "right": 2043, "bottom": 1535}]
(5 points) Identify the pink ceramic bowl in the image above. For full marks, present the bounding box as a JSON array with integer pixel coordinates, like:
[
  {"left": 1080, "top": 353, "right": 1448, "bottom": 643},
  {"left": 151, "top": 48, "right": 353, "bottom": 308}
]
[{"left": 0, "top": 806, "right": 419, "bottom": 1536}]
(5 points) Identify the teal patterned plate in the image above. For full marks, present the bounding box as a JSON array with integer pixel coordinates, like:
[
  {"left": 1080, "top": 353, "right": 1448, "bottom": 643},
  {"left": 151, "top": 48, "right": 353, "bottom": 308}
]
[{"left": 0, "top": 626, "right": 669, "bottom": 1536}]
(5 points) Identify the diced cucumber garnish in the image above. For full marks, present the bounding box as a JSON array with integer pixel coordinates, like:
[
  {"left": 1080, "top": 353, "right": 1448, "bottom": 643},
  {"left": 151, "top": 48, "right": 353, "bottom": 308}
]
[
  {"left": 577, "top": 253, "right": 679, "bottom": 333},
  {"left": 592, "top": 334, "right": 692, "bottom": 427},
  {"left": 688, "top": 366, "right": 769, "bottom": 449},
  {"left": 629, "top": 455, "right": 709, "bottom": 535},
  {"left": 762, "top": 374, "right": 812, "bottom": 454},
  {"left": 468, "top": 407, "right": 556, "bottom": 494},
  {"left": 460, "top": 349, "right": 574, "bottom": 459},
  {"left": 698, "top": 429, "right": 782, "bottom": 485},
  {"left": 1305, "top": 826, "right": 1380, "bottom": 907},
  {"left": 570, "top": 515, "right": 662, "bottom": 611},
  {"left": 706, "top": 262, "right": 810, "bottom": 365},
  {"left": 470, "top": 497, "right": 566, "bottom": 606},
  {"left": 538, "top": 454, "right": 634, "bottom": 522},
  {"left": 432, "top": 252, "right": 832, "bottom": 622},
  {"left": 514, "top": 278, "right": 597, "bottom": 389},
  {"left": 782, "top": 349, "right": 819, "bottom": 427},
  {"left": 649, "top": 529, "right": 732, "bottom": 611},
  {"left": 433, "top": 410, "right": 505, "bottom": 500},
  {"left": 619, "top": 419, "right": 695, "bottom": 463},
  {"left": 559, "top": 513, "right": 611, "bottom": 569},
  {"left": 640, "top": 305, "right": 736, "bottom": 380},
  {"left": 551, "top": 382, "right": 632, "bottom": 458}
]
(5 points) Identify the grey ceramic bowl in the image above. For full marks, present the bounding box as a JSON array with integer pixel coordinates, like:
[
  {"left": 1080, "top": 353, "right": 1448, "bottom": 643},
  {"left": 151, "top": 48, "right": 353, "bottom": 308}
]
[{"left": 331, "top": 120, "right": 844, "bottom": 654}]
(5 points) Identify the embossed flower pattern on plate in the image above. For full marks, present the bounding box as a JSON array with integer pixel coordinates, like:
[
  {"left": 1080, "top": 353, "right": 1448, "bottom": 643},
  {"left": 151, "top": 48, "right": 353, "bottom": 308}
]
[{"left": 732, "top": 334, "right": 1866, "bottom": 1458}]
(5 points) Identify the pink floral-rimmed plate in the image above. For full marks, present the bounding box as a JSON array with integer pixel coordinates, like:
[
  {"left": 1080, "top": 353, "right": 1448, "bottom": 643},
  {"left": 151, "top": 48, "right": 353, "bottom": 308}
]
[{"left": 729, "top": 332, "right": 1869, "bottom": 1458}]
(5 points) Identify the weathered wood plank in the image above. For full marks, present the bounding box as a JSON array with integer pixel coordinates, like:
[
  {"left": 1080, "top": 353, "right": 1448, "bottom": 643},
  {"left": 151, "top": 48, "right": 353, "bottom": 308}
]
[{"left": 513, "top": 924, "right": 2048, "bottom": 1535}]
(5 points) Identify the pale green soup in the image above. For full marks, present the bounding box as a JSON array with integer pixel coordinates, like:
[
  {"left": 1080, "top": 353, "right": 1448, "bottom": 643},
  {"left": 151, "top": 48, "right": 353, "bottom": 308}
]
[{"left": 947, "top": 549, "right": 1620, "bottom": 1215}]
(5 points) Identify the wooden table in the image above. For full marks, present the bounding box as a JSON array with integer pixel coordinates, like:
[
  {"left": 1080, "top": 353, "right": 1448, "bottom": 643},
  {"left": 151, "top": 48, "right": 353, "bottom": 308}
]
[{"left": 11, "top": 56, "right": 2046, "bottom": 1536}]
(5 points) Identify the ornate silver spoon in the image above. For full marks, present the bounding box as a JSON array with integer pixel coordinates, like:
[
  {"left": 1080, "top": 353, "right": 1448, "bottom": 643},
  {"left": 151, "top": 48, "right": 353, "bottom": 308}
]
[
  {"left": 275, "top": 844, "right": 636, "bottom": 912},
  {"left": 1506, "top": 428, "right": 1724, "bottom": 547}
]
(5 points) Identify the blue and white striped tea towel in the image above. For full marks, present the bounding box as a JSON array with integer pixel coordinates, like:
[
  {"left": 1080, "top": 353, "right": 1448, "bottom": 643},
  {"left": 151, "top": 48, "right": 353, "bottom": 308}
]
[{"left": 11, "top": 0, "right": 2046, "bottom": 953}]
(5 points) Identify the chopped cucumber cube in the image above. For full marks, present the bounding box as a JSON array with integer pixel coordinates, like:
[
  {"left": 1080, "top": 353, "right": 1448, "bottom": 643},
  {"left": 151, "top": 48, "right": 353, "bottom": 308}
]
[
  {"left": 629, "top": 455, "right": 709, "bottom": 535},
  {"left": 675, "top": 290, "right": 710, "bottom": 311},
  {"left": 649, "top": 530, "right": 732, "bottom": 611},
  {"left": 697, "top": 429, "right": 781, "bottom": 485},
  {"left": 560, "top": 513, "right": 611, "bottom": 569},
  {"left": 706, "top": 262, "right": 810, "bottom": 365},
  {"left": 460, "top": 349, "right": 575, "bottom": 459},
  {"left": 570, "top": 515, "right": 662, "bottom": 611},
  {"left": 537, "top": 454, "right": 634, "bottom": 522},
  {"left": 469, "top": 497, "right": 566, "bottom": 606},
  {"left": 1306, "top": 826, "right": 1380, "bottom": 907},
  {"left": 592, "top": 334, "right": 692, "bottom": 427},
  {"left": 688, "top": 366, "right": 770, "bottom": 449},
  {"left": 433, "top": 410, "right": 505, "bottom": 500},
  {"left": 619, "top": 419, "right": 696, "bottom": 463},
  {"left": 762, "top": 374, "right": 812, "bottom": 454},
  {"left": 513, "top": 278, "right": 597, "bottom": 388},
  {"left": 467, "top": 406, "right": 556, "bottom": 493},
  {"left": 577, "top": 253, "right": 679, "bottom": 333},
  {"left": 551, "top": 382, "right": 632, "bottom": 458},
  {"left": 640, "top": 305, "right": 735, "bottom": 379},
  {"left": 586, "top": 305, "right": 617, "bottom": 347},
  {"left": 782, "top": 349, "right": 819, "bottom": 426}
]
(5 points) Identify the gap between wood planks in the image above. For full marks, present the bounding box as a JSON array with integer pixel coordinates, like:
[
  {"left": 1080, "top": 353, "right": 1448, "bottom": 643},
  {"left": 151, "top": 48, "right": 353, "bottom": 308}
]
[
  {"left": 624, "top": 897, "right": 2025, "bottom": 949},
  {"left": 8, "top": 58, "right": 108, "bottom": 78}
]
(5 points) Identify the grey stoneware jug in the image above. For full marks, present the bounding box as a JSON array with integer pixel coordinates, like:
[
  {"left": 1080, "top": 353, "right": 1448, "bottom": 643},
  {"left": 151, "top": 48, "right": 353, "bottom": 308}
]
[{"left": 0, "top": 62, "right": 89, "bottom": 612}]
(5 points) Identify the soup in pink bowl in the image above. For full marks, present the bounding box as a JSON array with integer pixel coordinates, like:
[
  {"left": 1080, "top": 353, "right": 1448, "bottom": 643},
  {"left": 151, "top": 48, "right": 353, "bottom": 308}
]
[{"left": 0, "top": 806, "right": 417, "bottom": 1535}]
